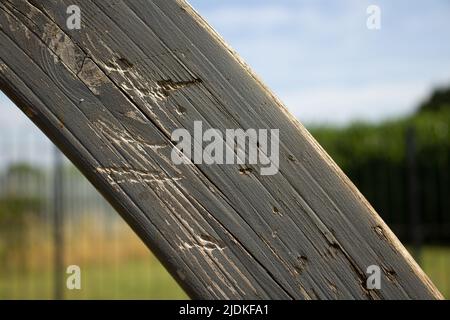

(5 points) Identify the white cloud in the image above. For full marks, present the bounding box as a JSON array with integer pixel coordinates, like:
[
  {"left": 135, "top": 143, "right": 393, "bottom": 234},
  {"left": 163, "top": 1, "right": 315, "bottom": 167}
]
[
  {"left": 0, "top": 93, "right": 53, "bottom": 168},
  {"left": 203, "top": 5, "right": 294, "bottom": 31},
  {"left": 0, "top": 94, "right": 33, "bottom": 130},
  {"left": 195, "top": 1, "right": 450, "bottom": 126},
  {"left": 201, "top": 3, "right": 362, "bottom": 38},
  {"left": 280, "top": 82, "right": 431, "bottom": 125}
]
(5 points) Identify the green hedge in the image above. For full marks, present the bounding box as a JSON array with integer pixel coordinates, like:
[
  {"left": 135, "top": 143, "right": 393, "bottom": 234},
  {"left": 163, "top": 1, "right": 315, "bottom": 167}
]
[
  {"left": 308, "top": 109, "right": 450, "bottom": 242},
  {"left": 309, "top": 109, "right": 450, "bottom": 170}
]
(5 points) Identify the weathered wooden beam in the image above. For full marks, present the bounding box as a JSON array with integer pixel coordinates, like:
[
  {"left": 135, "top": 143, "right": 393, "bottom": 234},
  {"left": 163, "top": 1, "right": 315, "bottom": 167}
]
[{"left": 0, "top": 0, "right": 442, "bottom": 299}]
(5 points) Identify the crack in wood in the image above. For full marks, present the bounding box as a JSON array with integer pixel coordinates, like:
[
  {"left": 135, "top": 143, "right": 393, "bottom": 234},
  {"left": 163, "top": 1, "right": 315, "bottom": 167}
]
[
  {"left": 97, "top": 166, "right": 182, "bottom": 185},
  {"left": 156, "top": 78, "right": 202, "bottom": 97}
]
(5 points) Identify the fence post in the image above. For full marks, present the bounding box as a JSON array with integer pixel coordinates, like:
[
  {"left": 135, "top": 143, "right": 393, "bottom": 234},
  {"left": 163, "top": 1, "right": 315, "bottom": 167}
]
[
  {"left": 406, "top": 126, "right": 423, "bottom": 263},
  {"left": 53, "top": 146, "right": 64, "bottom": 300}
]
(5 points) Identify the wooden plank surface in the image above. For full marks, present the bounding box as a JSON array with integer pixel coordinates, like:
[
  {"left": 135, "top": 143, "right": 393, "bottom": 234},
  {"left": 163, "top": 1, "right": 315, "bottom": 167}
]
[{"left": 0, "top": 0, "right": 443, "bottom": 299}]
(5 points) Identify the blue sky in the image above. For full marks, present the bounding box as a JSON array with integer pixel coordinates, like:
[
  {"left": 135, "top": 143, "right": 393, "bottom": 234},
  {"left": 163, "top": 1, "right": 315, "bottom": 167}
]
[
  {"left": 188, "top": 0, "right": 450, "bottom": 124},
  {"left": 1, "top": 0, "right": 450, "bottom": 153}
]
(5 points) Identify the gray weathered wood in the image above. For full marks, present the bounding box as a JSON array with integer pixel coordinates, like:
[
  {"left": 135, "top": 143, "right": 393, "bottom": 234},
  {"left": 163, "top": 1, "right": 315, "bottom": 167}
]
[{"left": 0, "top": 0, "right": 443, "bottom": 299}]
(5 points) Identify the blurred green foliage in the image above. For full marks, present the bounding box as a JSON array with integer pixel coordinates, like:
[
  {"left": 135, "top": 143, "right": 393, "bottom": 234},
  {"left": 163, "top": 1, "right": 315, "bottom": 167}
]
[
  {"left": 308, "top": 87, "right": 450, "bottom": 242},
  {"left": 0, "top": 196, "right": 43, "bottom": 221},
  {"left": 418, "top": 86, "right": 450, "bottom": 114},
  {"left": 0, "top": 163, "right": 45, "bottom": 266},
  {"left": 0, "top": 162, "right": 45, "bottom": 220},
  {"left": 309, "top": 109, "right": 450, "bottom": 171}
]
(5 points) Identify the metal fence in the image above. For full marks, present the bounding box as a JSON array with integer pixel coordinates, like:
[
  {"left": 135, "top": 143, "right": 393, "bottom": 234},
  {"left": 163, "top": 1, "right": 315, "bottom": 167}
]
[
  {"left": 0, "top": 122, "right": 187, "bottom": 299},
  {"left": 0, "top": 116, "right": 448, "bottom": 299},
  {"left": 346, "top": 128, "right": 450, "bottom": 245}
]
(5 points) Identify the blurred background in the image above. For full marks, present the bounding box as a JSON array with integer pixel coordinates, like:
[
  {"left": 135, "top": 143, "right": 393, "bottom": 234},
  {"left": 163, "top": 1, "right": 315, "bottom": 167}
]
[{"left": 0, "top": 0, "right": 449, "bottom": 299}]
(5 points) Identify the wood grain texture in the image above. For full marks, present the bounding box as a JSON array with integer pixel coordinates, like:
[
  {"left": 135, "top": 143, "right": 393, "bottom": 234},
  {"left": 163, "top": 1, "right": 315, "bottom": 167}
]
[{"left": 0, "top": 0, "right": 443, "bottom": 299}]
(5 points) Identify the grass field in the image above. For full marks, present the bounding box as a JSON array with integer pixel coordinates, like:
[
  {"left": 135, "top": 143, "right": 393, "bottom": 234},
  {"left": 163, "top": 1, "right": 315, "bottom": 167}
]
[
  {"left": 419, "top": 246, "right": 450, "bottom": 298},
  {"left": 0, "top": 258, "right": 187, "bottom": 299},
  {"left": 1, "top": 246, "right": 448, "bottom": 299},
  {"left": 0, "top": 219, "right": 448, "bottom": 299},
  {"left": 0, "top": 219, "right": 188, "bottom": 299}
]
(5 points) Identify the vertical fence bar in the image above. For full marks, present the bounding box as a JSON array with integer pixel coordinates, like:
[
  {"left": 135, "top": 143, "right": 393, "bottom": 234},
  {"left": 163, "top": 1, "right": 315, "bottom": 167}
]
[
  {"left": 53, "top": 146, "right": 64, "bottom": 300},
  {"left": 406, "top": 126, "right": 423, "bottom": 263}
]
